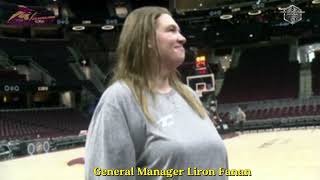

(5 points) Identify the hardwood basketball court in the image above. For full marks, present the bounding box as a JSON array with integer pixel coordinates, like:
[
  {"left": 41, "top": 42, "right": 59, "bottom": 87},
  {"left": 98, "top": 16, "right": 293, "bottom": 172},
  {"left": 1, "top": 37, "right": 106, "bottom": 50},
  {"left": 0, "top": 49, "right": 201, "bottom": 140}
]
[{"left": 1, "top": 128, "right": 319, "bottom": 180}]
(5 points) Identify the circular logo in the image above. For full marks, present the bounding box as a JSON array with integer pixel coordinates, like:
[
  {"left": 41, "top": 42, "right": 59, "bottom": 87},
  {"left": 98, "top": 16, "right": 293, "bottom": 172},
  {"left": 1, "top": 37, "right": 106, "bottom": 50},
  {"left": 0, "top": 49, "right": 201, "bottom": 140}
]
[{"left": 27, "top": 143, "right": 36, "bottom": 155}]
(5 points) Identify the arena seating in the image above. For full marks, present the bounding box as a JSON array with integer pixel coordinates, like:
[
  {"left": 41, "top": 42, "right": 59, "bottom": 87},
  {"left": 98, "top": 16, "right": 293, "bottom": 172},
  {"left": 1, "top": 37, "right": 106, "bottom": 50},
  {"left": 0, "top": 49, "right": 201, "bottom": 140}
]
[
  {"left": 217, "top": 44, "right": 299, "bottom": 103},
  {"left": 243, "top": 104, "right": 320, "bottom": 120},
  {"left": 311, "top": 54, "right": 320, "bottom": 95},
  {"left": 0, "top": 69, "right": 26, "bottom": 82},
  {"left": 218, "top": 97, "right": 320, "bottom": 122},
  {"left": 0, "top": 39, "right": 81, "bottom": 88},
  {"left": 0, "top": 108, "right": 90, "bottom": 140}
]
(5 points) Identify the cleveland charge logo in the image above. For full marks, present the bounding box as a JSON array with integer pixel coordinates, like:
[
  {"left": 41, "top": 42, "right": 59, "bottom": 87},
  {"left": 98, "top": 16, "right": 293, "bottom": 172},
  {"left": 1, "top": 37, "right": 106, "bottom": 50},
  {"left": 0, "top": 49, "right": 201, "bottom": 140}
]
[{"left": 6, "top": 5, "right": 56, "bottom": 25}]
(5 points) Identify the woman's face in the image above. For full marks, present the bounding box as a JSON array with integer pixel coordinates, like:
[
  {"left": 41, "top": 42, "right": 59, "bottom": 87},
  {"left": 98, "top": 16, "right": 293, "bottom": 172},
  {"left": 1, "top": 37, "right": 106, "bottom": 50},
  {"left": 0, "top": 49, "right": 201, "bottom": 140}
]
[{"left": 155, "top": 14, "right": 186, "bottom": 73}]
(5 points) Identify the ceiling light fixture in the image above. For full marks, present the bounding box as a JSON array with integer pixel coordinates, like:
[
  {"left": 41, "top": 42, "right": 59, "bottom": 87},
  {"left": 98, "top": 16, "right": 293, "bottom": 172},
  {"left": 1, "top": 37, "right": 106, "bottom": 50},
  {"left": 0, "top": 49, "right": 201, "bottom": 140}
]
[
  {"left": 220, "top": 14, "right": 233, "bottom": 20},
  {"left": 101, "top": 25, "right": 115, "bottom": 30},
  {"left": 248, "top": 10, "right": 261, "bottom": 16},
  {"left": 82, "top": 20, "right": 91, "bottom": 24},
  {"left": 278, "top": 6, "right": 288, "bottom": 11},
  {"left": 312, "top": 0, "right": 320, "bottom": 4},
  {"left": 231, "top": 7, "right": 241, "bottom": 12},
  {"left": 72, "top": 26, "right": 85, "bottom": 31}
]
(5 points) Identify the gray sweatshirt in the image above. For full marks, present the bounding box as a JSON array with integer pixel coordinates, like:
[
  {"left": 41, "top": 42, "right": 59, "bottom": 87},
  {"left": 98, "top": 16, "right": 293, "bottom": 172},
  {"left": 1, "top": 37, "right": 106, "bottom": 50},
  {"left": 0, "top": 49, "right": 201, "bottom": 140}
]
[{"left": 85, "top": 81, "right": 228, "bottom": 180}]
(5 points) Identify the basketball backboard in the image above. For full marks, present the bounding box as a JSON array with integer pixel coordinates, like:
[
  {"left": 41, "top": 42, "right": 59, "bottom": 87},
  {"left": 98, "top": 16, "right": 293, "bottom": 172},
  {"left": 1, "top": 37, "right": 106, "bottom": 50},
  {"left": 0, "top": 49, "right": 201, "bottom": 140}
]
[{"left": 186, "top": 73, "right": 215, "bottom": 97}]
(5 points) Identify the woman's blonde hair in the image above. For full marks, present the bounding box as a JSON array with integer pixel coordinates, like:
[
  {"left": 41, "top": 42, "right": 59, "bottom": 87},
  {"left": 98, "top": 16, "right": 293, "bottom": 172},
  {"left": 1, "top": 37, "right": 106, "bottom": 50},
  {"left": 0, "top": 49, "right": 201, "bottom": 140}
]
[{"left": 111, "top": 6, "right": 207, "bottom": 122}]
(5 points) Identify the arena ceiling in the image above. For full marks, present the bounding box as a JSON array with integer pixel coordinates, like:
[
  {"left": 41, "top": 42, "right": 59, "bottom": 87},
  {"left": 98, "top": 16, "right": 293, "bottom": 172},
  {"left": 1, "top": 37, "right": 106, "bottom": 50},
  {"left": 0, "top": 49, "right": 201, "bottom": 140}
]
[{"left": 0, "top": 0, "right": 319, "bottom": 47}]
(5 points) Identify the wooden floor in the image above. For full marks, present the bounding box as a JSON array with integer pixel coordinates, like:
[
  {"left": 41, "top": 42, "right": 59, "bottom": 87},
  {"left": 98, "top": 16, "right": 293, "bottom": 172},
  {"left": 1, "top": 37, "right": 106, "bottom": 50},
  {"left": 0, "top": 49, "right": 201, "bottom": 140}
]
[
  {"left": 0, "top": 147, "right": 85, "bottom": 180},
  {"left": 1, "top": 128, "right": 319, "bottom": 180},
  {"left": 225, "top": 128, "right": 320, "bottom": 180}
]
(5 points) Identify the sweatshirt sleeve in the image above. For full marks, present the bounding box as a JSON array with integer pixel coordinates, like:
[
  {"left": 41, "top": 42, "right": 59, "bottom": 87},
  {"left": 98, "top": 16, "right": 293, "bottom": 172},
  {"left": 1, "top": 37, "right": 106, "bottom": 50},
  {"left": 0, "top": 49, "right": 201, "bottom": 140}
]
[{"left": 85, "top": 100, "right": 136, "bottom": 180}]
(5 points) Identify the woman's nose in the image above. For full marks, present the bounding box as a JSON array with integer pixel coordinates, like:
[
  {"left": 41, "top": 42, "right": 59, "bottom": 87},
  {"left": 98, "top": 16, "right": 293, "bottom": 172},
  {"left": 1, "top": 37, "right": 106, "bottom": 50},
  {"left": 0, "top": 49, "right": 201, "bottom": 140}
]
[{"left": 178, "top": 33, "right": 186, "bottom": 44}]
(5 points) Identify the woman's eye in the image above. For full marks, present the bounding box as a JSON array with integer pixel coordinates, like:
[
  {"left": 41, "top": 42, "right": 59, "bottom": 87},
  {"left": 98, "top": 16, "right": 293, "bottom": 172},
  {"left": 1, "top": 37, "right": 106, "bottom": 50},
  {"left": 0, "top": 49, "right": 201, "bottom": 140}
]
[{"left": 169, "top": 28, "right": 175, "bottom": 32}]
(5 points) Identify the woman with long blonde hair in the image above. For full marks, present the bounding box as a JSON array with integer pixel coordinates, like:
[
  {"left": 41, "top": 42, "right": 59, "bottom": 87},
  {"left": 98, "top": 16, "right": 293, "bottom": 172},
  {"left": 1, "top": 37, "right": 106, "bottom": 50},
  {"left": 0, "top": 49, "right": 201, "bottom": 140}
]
[{"left": 85, "top": 6, "right": 228, "bottom": 180}]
